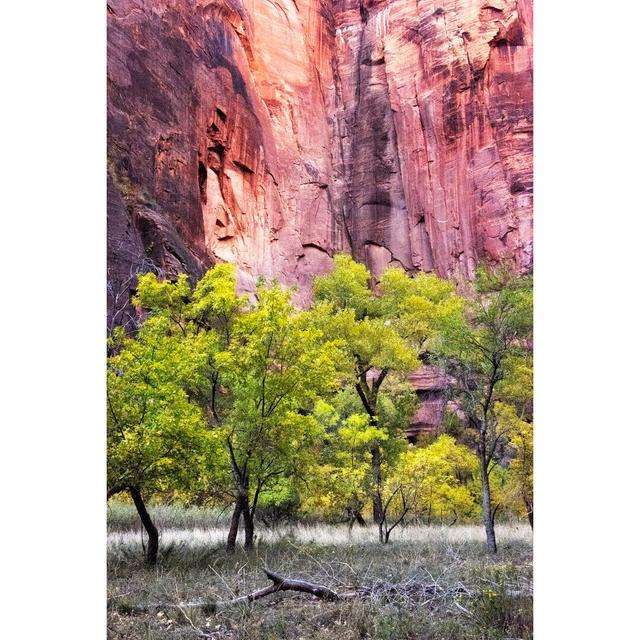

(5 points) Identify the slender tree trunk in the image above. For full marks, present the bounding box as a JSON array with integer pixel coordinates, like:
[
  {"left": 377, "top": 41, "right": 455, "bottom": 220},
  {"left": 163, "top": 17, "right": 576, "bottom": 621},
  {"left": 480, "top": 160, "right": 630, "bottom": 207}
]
[
  {"left": 371, "top": 444, "right": 383, "bottom": 524},
  {"left": 129, "top": 486, "right": 159, "bottom": 565},
  {"left": 355, "top": 379, "right": 384, "bottom": 526},
  {"left": 478, "top": 442, "right": 498, "bottom": 554},
  {"left": 242, "top": 500, "right": 255, "bottom": 550},
  {"left": 524, "top": 497, "right": 533, "bottom": 529},
  {"left": 226, "top": 495, "right": 244, "bottom": 552}
]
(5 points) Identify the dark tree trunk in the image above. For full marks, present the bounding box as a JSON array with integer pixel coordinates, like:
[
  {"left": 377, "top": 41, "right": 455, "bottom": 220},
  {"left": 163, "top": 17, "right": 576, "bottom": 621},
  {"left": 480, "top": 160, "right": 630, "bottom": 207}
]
[
  {"left": 242, "top": 500, "right": 255, "bottom": 550},
  {"left": 226, "top": 496, "right": 244, "bottom": 553},
  {"left": 130, "top": 486, "right": 159, "bottom": 565},
  {"left": 525, "top": 498, "right": 533, "bottom": 529},
  {"left": 355, "top": 379, "right": 385, "bottom": 526},
  {"left": 226, "top": 488, "right": 254, "bottom": 552},
  {"left": 371, "top": 444, "right": 383, "bottom": 524},
  {"left": 378, "top": 521, "right": 392, "bottom": 544},
  {"left": 478, "top": 442, "right": 498, "bottom": 554}
]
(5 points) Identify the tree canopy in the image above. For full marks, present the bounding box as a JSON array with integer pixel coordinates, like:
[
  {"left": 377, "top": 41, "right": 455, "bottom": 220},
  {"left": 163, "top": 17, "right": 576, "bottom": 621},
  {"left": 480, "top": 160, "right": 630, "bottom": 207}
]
[{"left": 107, "top": 257, "right": 533, "bottom": 560}]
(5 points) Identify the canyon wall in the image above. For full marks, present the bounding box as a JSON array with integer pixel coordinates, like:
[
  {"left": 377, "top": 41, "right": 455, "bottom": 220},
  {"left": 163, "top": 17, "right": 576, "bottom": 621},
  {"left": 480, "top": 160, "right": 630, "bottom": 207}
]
[
  {"left": 108, "top": 0, "right": 532, "bottom": 431},
  {"left": 108, "top": 0, "right": 532, "bottom": 295},
  {"left": 108, "top": 0, "right": 344, "bottom": 307},
  {"left": 331, "top": 0, "right": 532, "bottom": 283}
]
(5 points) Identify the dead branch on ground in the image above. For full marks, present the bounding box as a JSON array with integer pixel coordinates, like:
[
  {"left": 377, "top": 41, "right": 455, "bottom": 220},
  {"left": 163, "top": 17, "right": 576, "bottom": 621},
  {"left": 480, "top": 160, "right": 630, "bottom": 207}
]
[{"left": 222, "top": 568, "right": 340, "bottom": 605}]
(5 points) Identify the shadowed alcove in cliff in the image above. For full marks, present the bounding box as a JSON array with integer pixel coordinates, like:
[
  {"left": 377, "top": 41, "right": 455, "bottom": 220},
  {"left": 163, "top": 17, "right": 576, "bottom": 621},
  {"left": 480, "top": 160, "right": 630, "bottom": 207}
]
[{"left": 198, "top": 161, "right": 207, "bottom": 205}]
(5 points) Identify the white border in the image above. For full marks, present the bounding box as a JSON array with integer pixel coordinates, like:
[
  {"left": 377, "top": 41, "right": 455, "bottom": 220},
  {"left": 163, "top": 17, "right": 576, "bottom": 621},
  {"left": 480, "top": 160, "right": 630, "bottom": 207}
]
[
  {"left": 535, "top": 0, "right": 640, "bottom": 636},
  {"left": 2, "top": 1, "right": 105, "bottom": 637}
]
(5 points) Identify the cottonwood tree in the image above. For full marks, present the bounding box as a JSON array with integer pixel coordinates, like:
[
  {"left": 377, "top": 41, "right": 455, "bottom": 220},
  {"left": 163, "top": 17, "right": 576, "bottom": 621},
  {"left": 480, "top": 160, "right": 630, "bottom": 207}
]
[
  {"left": 434, "top": 266, "right": 533, "bottom": 553},
  {"left": 133, "top": 264, "right": 246, "bottom": 510},
  {"left": 132, "top": 266, "right": 343, "bottom": 551},
  {"left": 133, "top": 265, "right": 248, "bottom": 548},
  {"left": 128, "top": 264, "right": 340, "bottom": 550},
  {"left": 312, "top": 255, "right": 464, "bottom": 525},
  {"left": 134, "top": 263, "right": 244, "bottom": 448},
  {"left": 301, "top": 397, "right": 411, "bottom": 537},
  {"left": 107, "top": 317, "right": 209, "bottom": 564},
  {"left": 216, "top": 283, "right": 344, "bottom": 550}
]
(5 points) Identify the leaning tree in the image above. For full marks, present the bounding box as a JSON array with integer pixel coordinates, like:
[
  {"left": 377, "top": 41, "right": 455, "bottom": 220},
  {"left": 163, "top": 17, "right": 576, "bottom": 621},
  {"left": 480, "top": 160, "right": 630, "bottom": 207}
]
[{"left": 107, "top": 315, "right": 210, "bottom": 564}]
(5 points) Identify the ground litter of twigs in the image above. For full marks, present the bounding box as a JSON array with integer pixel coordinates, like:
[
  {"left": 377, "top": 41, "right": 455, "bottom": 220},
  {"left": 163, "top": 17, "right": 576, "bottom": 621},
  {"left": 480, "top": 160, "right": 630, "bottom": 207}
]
[{"left": 107, "top": 522, "right": 532, "bottom": 640}]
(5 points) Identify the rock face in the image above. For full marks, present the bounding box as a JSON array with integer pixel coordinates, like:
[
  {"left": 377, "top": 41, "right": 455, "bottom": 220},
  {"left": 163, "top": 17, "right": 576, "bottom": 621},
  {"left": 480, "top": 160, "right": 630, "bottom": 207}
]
[
  {"left": 331, "top": 0, "right": 533, "bottom": 282},
  {"left": 406, "top": 366, "right": 456, "bottom": 440},
  {"left": 108, "top": 0, "right": 532, "bottom": 432},
  {"left": 108, "top": 0, "right": 532, "bottom": 299},
  {"left": 108, "top": 0, "right": 343, "bottom": 305}
]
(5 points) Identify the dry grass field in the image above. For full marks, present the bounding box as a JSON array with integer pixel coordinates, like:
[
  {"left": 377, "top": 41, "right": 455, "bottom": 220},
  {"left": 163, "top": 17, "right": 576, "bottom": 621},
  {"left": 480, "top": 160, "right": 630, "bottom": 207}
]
[{"left": 107, "top": 504, "right": 532, "bottom": 639}]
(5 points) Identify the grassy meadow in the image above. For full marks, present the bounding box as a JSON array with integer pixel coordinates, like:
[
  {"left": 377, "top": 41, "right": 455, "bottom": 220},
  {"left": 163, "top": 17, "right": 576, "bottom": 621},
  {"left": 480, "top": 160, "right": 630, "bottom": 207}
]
[{"left": 107, "top": 502, "right": 533, "bottom": 640}]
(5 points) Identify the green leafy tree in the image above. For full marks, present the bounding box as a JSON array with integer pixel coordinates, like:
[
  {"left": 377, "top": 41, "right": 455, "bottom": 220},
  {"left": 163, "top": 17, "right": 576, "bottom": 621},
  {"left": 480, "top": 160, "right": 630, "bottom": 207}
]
[
  {"left": 215, "top": 282, "right": 344, "bottom": 550},
  {"left": 131, "top": 266, "right": 344, "bottom": 551},
  {"left": 391, "top": 435, "right": 479, "bottom": 528},
  {"left": 434, "top": 266, "right": 533, "bottom": 553},
  {"left": 312, "top": 255, "right": 463, "bottom": 528},
  {"left": 134, "top": 263, "right": 246, "bottom": 427},
  {"left": 107, "top": 317, "right": 209, "bottom": 564},
  {"left": 300, "top": 404, "right": 373, "bottom": 526},
  {"left": 301, "top": 393, "right": 412, "bottom": 536},
  {"left": 254, "top": 475, "right": 302, "bottom": 528},
  {"left": 132, "top": 264, "right": 245, "bottom": 508}
]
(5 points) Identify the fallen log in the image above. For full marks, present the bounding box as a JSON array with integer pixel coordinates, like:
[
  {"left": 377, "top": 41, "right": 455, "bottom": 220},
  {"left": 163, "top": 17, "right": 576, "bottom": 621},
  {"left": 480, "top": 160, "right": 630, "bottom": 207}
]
[{"left": 223, "top": 569, "right": 340, "bottom": 605}]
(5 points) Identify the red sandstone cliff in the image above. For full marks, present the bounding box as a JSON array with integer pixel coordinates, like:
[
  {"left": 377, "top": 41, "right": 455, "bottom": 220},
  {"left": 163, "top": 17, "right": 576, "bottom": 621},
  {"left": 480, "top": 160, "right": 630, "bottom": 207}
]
[
  {"left": 108, "top": 0, "right": 532, "bottom": 304},
  {"left": 331, "top": 0, "right": 532, "bottom": 282}
]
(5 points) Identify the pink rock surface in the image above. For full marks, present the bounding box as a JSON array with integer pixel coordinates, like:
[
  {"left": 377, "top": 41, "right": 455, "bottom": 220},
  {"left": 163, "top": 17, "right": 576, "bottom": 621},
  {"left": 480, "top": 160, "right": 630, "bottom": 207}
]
[
  {"left": 108, "top": 0, "right": 532, "bottom": 295},
  {"left": 406, "top": 366, "right": 456, "bottom": 438},
  {"left": 332, "top": 0, "right": 533, "bottom": 282}
]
